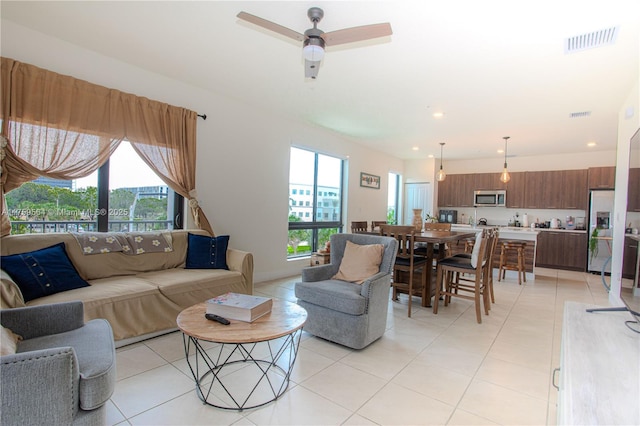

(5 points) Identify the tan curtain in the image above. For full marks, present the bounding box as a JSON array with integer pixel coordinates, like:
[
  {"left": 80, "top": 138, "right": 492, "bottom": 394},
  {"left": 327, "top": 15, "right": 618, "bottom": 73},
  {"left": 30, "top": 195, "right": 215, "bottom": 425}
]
[{"left": 0, "top": 57, "right": 212, "bottom": 236}]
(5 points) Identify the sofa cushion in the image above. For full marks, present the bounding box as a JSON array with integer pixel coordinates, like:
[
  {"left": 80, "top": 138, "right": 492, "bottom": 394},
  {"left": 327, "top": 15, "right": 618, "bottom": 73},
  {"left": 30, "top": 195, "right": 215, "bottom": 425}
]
[
  {"left": 1, "top": 243, "right": 90, "bottom": 302},
  {"left": 185, "top": 233, "right": 229, "bottom": 269},
  {"left": 332, "top": 240, "right": 384, "bottom": 284},
  {"left": 17, "top": 319, "right": 116, "bottom": 410},
  {"left": 121, "top": 232, "right": 173, "bottom": 255},
  {"left": 0, "top": 230, "right": 210, "bottom": 281},
  {"left": 71, "top": 232, "right": 125, "bottom": 255},
  {"left": 294, "top": 279, "right": 367, "bottom": 315},
  {"left": 1, "top": 325, "right": 22, "bottom": 355}
]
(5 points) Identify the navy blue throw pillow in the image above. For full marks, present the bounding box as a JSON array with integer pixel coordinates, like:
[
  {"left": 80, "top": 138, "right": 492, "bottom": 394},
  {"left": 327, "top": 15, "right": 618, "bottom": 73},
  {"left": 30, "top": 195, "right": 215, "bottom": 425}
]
[
  {"left": 185, "top": 234, "right": 229, "bottom": 270},
  {"left": 1, "top": 242, "right": 90, "bottom": 303}
]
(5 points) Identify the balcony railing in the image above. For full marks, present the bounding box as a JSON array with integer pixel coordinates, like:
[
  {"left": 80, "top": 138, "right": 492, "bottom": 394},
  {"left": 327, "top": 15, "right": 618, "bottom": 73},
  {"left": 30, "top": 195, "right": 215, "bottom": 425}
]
[{"left": 10, "top": 220, "right": 174, "bottom": 234}]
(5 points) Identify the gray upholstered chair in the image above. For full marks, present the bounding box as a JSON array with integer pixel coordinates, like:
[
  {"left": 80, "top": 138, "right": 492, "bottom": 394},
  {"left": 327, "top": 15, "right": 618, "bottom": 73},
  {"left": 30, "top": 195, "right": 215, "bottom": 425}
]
[
  {"left": 1, "top": 301, "right": 116, "bottom": 426},
  {"left": 295, "top": 233, "right": 398, "bottom": 349}
]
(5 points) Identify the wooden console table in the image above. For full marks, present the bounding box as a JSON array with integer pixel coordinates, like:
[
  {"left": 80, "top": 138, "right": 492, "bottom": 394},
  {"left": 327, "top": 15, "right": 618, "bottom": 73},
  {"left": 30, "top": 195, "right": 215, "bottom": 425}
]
[{"left": 557, "top": 302, "right": 639, "bottom": 424}]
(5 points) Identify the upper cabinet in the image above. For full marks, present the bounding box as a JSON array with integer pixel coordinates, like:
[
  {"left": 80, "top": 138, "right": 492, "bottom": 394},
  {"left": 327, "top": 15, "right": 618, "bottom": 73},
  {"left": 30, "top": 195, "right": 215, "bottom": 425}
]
[
  {"left": 505, "top": 172, "right": 526, "bottom": 208},
  {"left": 437, "top": 174, "right": 475, "bottom": 207},
  {"left": 588, "top": 166, "right": 616, "bottom": 189},
  {"left": 438, "top": 169, "right": 590, "bottom": 210},
  {"left": 523, "top": 171, "right": 546, "bottom": 209},
  {"left": 562, "top": 169, "right": 589, "bottom": 210}
]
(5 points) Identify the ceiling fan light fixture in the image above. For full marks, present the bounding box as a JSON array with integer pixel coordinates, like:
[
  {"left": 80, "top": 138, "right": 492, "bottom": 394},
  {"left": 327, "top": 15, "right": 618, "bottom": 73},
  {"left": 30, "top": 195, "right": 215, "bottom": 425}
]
[{"left": 303, "top": 38, "right": 325, "bottom": 61}]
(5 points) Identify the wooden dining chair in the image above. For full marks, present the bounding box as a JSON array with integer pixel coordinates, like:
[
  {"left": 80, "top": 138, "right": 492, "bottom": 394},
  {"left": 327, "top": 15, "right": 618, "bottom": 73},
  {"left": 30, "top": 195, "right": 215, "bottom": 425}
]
[
  {"left": 433, "top": 229, "right": 492, "bottom": 323},
  {"left": 380, "top": 225, "right": 428, "bottom": 317},
  {"left": 416, "top": 222, "right": 452, "bottom": 258},
  {"left": 449, "top": 227, "right": 499, "bottom": 306},
  {"left": 371, "top": 221, "right": 387, "bottom": 232},
  {"left": 350, "top": 221, "right": 368, "bottom": 233}
]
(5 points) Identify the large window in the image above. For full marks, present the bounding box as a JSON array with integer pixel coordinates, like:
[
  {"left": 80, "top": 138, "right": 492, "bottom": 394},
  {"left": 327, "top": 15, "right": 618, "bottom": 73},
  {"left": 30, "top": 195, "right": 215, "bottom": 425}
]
[
  {"left": 288, "top": 147, "right": 343, "bottom": 258},
  {"left": 6, "top": 142, "right": 182, "bottom": 234},
  {"left": 388, "top": 172, "right": 400, "bottom": 224}
]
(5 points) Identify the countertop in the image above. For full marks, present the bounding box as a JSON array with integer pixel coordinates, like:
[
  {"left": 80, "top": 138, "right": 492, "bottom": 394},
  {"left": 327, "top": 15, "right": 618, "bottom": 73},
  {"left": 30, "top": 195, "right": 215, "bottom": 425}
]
[
  {"left": 452, "top": 224, "right": 587, "bottom": 233},
  {"left": 451, "top": 224, "right": 588, "bottom": 241},
  {"left": 451, "top": 224, "right": 539, "bottom": 241}
]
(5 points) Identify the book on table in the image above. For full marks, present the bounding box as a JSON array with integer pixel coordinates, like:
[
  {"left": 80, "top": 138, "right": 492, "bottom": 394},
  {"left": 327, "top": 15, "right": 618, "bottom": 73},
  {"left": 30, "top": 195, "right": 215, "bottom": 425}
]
[{"left": 206, "top": 292, "right": 273, "bottom": 322}]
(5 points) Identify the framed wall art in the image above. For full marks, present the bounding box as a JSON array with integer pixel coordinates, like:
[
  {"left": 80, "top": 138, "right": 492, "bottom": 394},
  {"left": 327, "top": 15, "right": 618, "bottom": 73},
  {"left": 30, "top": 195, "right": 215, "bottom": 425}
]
[{"left": 360, "top": 172, "right": 380, "bottom": 189}]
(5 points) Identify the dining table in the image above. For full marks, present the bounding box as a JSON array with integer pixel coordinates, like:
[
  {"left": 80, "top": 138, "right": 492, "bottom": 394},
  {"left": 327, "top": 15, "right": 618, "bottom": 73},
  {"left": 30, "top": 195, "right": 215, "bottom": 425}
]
[
  {"left": 354, "top": 227, "right": 480, "bottom": 306},
  {"left": 410, "top": 229, "right": 479, "bottom": 307}
]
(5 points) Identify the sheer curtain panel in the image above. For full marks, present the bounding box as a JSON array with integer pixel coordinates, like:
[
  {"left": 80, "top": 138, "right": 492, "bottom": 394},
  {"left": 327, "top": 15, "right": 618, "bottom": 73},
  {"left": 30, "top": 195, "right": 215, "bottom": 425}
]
[{"left": 0, "top": 57, "right": 212, "bottom": 236}]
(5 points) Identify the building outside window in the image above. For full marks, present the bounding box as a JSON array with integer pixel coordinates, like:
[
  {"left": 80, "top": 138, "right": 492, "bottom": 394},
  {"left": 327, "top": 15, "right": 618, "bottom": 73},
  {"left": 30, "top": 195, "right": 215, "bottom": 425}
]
[
  {"left": 287, "top": 146, "right": 343, "bottom": 258},
  {"left": 6, "top": 142, "right": 182, "bottom": 234}
]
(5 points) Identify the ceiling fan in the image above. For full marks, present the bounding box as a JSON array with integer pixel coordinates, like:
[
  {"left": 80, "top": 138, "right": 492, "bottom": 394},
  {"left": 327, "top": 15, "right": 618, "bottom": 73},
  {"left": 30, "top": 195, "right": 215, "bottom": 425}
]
[{"left": 237, "top": 7, "right": 392, "bottom": 79}]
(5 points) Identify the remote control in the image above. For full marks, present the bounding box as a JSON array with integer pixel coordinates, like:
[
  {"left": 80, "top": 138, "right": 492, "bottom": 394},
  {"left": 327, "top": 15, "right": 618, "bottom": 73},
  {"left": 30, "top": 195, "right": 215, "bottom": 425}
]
[{"left": 205, "top": 313, "right": 230, "bottom": 325}]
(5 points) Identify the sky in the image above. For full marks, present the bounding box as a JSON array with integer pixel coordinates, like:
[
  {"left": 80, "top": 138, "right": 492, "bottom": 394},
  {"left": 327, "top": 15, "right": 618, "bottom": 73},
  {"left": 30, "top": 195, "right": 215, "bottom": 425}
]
[{"left": 75, "top": 142, "right": 165, "bottom": 190}]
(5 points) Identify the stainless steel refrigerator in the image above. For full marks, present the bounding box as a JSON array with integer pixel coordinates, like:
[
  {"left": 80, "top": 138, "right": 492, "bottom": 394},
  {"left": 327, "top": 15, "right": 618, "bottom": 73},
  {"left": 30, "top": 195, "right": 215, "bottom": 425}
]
[{"left": 587, "top": 190, "right": 615, "bottom": 274}]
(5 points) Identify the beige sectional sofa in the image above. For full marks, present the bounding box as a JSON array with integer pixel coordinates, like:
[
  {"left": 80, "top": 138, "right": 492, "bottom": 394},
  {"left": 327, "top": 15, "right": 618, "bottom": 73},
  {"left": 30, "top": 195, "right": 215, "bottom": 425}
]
[{"left": 0, "top": 229, "right": 253, "bottom": 344}]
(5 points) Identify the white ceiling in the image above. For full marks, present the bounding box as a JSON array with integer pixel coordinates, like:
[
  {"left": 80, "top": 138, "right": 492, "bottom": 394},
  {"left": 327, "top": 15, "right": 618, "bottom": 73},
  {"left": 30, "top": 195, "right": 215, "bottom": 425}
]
[{"left": 2, "top": 0, "right": 639, "bottom": 161}]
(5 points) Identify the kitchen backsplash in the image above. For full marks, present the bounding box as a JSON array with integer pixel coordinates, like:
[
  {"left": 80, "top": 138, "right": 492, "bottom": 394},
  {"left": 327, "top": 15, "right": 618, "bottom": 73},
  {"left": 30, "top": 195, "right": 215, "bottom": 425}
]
[
  {"left": 452, "top": 207, "right": 587, "bottom": 227},
  {"left": 450, "top": 207, "right": 640, "bottom": 229},
  {"left": 625, "top": 211, "right": 640, "bottom": 230}
]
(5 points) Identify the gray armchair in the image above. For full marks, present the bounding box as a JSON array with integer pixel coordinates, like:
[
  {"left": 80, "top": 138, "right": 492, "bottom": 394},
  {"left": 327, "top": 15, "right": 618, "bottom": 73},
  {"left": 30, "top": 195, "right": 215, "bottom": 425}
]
[
  {"left": 1, "top": 301, "right": 116, "bottom": 426},
  {"left": 295, "top": 233, "right": 398, "bottom": 349}
]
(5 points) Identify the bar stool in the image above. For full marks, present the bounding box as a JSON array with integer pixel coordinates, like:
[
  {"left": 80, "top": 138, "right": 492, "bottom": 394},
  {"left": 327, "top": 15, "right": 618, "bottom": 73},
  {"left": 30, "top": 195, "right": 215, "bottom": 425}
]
[{"left": 498, "top": 241, "right": 527, "bottom": 285}]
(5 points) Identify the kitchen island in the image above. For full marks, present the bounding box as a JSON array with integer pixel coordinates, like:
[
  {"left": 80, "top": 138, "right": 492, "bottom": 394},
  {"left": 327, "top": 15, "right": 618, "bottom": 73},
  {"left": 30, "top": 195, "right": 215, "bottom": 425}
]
[
  {"left": 451, "top": 224, "right": 539, "bottom": 280},
  {"left": 450, "top": 225, "right": 591, "bottom": 276}
]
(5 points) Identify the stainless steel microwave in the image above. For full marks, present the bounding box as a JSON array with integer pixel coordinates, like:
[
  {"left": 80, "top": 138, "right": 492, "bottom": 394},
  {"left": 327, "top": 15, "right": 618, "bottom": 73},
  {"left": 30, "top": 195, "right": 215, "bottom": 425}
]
[{"left": 473, "top": 190, "right": 506, "bottom": 207}]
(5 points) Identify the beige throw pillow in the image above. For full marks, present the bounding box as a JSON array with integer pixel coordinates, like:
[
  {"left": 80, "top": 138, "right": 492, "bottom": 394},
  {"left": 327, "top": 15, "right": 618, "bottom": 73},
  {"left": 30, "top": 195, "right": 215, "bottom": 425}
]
[
  {"left": 332, "top": 240, "right": 384, "bottom": 284},
  {"left": 1, "top": 325, "right": 22, "bottom": 356}
]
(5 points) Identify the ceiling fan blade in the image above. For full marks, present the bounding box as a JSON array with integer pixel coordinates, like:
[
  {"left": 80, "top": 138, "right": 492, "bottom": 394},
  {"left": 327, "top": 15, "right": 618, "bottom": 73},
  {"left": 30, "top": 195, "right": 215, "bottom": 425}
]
[
  {"left": 237, "top": 11, "right": 305, "bottom": 42},
  {"left": 304, "top": 60, "right": 321, "bottom": 79},
  {"left": 322, "top": 23, "right": 392, "bottom": 46}
]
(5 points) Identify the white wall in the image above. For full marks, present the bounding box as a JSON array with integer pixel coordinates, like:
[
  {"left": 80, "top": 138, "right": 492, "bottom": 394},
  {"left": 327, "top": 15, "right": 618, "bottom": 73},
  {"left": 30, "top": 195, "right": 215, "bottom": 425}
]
[
  {"left": 610, "top": 79, "right": 640, "bottom": 305},
  {"left": 1, "top": 20, "right": 402, "bottom": 282}
]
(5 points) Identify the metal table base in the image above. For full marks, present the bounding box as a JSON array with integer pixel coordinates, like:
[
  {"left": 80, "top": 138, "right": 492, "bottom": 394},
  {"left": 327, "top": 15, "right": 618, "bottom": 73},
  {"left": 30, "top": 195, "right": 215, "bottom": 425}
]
[{"left": 182, "top": 328, "right": 303, "bottom": 411}]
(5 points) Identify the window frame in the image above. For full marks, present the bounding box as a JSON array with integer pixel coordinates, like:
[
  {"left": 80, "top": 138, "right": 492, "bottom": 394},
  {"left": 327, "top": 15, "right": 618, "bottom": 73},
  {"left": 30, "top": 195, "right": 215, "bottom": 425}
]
[{"left": 288, "top": 147, "right": 344, "bottom": 258}]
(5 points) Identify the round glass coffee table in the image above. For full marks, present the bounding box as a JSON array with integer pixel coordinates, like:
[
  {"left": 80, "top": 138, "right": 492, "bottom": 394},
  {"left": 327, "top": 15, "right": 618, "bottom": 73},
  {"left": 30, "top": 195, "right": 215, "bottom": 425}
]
[{"left": 177, "top": 298, "right": 307, "bottom": 410}]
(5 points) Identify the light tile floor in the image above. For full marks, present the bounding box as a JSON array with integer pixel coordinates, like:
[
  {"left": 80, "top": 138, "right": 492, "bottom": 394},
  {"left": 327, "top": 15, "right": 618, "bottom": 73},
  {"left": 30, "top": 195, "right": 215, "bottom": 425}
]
[{"left": 106, "top": 268, "right": 613, "bottom": 425}]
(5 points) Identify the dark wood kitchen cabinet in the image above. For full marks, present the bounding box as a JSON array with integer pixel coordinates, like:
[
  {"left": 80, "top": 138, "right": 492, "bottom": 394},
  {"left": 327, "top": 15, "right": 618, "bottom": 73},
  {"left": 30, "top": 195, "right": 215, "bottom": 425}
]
[
  {"left": 627, "top": 168, "right": 640, "bottom": 212},
  {"left": 588, "top": 166, "right": 616, "bottom": 189},
  {"left": 438, "top": 173, "right": 473, "bottom": 207},
  {"left": 473, "top": 173, "right": 493, "bottom": 191},
  {"left": 437, "top": 168, "right": 587, "bottom": 210},
  {"left": 536, "top": 231, "right": 587, "bottom": 271},
  {"left": 564, "top": 232, "right": 588, "bottom": 270},
  {"left": 457, "top": 174, "right": 475, "bottom": 207},
  {"left": 622, "top": 236, "right": 639, "bottom": 279},
  {"left": 437, "top": 174, "right": 454, "bottom": 207},
  {"left": 562, "top": 169, "right": 588, "bottom": 210},
  {"left": 524, "top": 171, "right": 546, "bottom": 209},
  {"left": 543, "top": 170, "right": 564, "bottom": 209},
  {"left": 523, "top": 170, "right": 587, "bottom": 210},
  {"left": 536, "top": 231, "right": 564, "bottom": 267},
  {"left": 505, "top": 172, "right": 526, "bottom": 208},
  {"left": 475, "top": 172, "right": 507, "bottom": 191}
]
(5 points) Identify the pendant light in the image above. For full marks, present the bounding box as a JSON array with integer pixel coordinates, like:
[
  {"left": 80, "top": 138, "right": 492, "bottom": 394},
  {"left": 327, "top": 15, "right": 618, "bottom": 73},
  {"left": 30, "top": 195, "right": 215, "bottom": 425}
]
[
  {"left": 436, "top": 142, "right": 446, "bottom": 182},
  {"left": 499, "top": 136, "right": 511, "bottom": 183}
]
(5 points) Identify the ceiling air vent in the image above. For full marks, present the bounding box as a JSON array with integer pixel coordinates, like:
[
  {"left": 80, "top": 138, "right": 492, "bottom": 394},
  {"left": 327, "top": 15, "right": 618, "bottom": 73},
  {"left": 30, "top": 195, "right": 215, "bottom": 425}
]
[
  {"left": 569, "top": 111, "right": 591, "bottom": 119},
  {"left": 565, "top": 26, "right": 619, "bottom": 53}
]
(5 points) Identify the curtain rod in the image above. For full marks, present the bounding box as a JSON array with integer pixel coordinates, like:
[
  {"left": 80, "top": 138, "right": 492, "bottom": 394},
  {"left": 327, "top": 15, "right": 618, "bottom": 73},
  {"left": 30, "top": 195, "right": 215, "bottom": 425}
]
[{"left": 197, "top": 114, "right": 207, "bottom": 120}]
